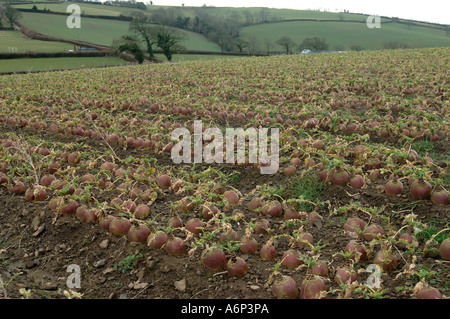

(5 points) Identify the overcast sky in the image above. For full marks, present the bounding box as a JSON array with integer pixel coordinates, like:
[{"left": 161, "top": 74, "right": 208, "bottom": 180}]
[{"left": 152, "top": 0, "right": 450, "bottom": 24}]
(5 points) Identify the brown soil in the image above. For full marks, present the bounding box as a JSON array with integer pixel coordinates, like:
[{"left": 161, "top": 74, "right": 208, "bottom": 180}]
[{"left": 0, "top": 123, "right": 448, "bottom": 300}]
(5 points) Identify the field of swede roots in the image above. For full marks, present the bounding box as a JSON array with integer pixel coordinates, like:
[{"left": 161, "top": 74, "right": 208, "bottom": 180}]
[{"left": 0, "top": 48, "right": 448, "bottom": 300}]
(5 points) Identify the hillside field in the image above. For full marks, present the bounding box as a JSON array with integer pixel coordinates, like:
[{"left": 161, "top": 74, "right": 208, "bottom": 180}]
[
  {"left": 17, "top": 11, "right": 221, "bottom": 51},
  {"left": 13, "top": 2, "right": 450, "bottom": 52}
]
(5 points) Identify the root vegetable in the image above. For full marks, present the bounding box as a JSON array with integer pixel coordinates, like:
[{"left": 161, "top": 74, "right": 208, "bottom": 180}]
[
  {"left": 410, "top": 181, "right": 432, "bottom": 200},
  {"left": 165, "top": 237, "right": 186, "bottom": 256},
  {"left": 83, "top": 208, "right": 99, "bottom": 222},
  {"left": 157, "top": 174, "right": 171, "bottom": 189},
  {"left": 147, "top": 231, "right": 169, "bottom": 249},
  {"left": 283, "top": 165, "right": 297, "bottom": 176},
  {"left": 67, "top": 152, "right": 81, "bottom": 165},
  {"left": 349, "top": 175, "right": 365, "bottom": 189},
  {"left": 260, "top": 242, "right": 277, "bottom": 260},
  {"left": 431, "top": 190, "right": 449, "bottom": 205},
  {"left": 218, "top": 228, "right": 240, "bottom": 243},
  {"left": 226, "top": 256, "right": 248, "bottom": 278},
  {"left": 284, "top": 208, "right": 301, "bottom": 220},
  {"left": 307, "top": 212, "right": 321, "bottom": 226},
  {"left": 122, "top": 200, "right": 136, "bottom": 213},
  {"left": 334, "top": 267, "right": 358, "bottom": 285},
  {"left": 247, "top": 197, "right": 263, "bottom": 211},
  {"left": 416, "top": 287, "right": 442, "bottom": 299},
  {"left": 59, "top": 199, "right": 78, "bottom": 215},
  {"left": 261, "top": 200, "right": 282, "bottom": 217},
  {"left": 300, "top": 277, "right": 327, "bottom": 299},
  {"left": 75, "top": 205, "right": 87, "bottom": 219},
  {"left": 296, "top": 232, "right": 314, "bottom": 248},
  {"left": 25, "top": 186, "right": 47, "bottom": 202},
  {"left": 167, "top": 216, "right": 183, "bottom": 229},
  {"left": 201, "top": 247, "right": 227, "bottom": 271},
  {"left": 272, "top": 275, "right": 299, "bottom": 299},
  {"left": 363, "top": 224, "right": 385, "bottom": 241},
  {"left": 254, "top": 219, "right": 271, "bottom": 234},
  {"left": 99, "top": 215, "right": 114, "bottom": 229},
  {"left": 108, "top": 217, "right": 131, "bottom": 236},
  {"left": 40, "top": 174, "right": 56, "bottom": 187},
  {"left": 385, "top": 180, "right": 404, "bottom": 196},
  {"left": 344, "top": 217, "right": 366, "bottom": 237},
  {"left": 128, "top": 223, "right": 151, "bottom": 243},
  {"left": 373, "top": 250, "right": 399, "bottom": 271},
  {"left": 185, "top": 218, "right": 204, "bottom": 236},
  {"left": 312, "top": 262, "right": 329, "bottom": 277},
  {"left": 281, "top": 250, "right": 303, "bottom": 269},
  {"left": 201, "top": 204, "right": 218, "bottom": 220},
  {"left": 331, "top": 169, "right": 350, "bottom": 186},
  {"left": 439, "top": 238, "right": 450, "bottom": 261},
  {"left": 345, "top": 240, "right": 367, "bottom": 261},
  {"left": 224, "top": 190, "right": 240, "bottom": 205},
  {"left": 239, "top": 235, "right": 258, "bottom": 254},
  {"left": 397, "top": 233, "right": 416, "bottom": 249},
  {"left": 135, "top": 204, "right": 151, "bottom": 219}
]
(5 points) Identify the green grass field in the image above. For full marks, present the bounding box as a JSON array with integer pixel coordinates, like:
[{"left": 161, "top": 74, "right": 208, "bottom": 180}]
[
  {"left": 0, "top": 56, "right": 126, "bottom": 73},
  {"left": 12, "top": 2, "right": 388, "bottom": 22},
  {"left": 0, "top": 30, "right": 73, "bottom": 53},
  {"left": 241, "top": 20, "right": 450, "bottom": 51},
  {"left": 13, "top": 2, "right": 136, "bottom": 17},
  {"left": 18, "top": 12, "right": 221, "bottom": 51}
]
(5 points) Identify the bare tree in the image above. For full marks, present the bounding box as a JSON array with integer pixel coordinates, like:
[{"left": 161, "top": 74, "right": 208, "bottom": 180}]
[
  {"left": 234, "top": 38, "right": 248, "bottom": 53},
  {"left": 0, "top": 3, "right": 5, "bottom": 29},
  {"left": 212, "top": 28, "right": 232, "bottom": 52},
  {"left": 246, "top": 36, "right": 261, "bottom": 54},
  {"left": 276, "top": 36, "right": 296, "bottom": 54},
  {"left": 129, "top": 17, "right": 158, "bottom": 58},
  {"left": 155, "top": 26, "right": 186, "bottom": 61},
  {"left": 4, "top": 5, "right": 22, "bottom": 29}
]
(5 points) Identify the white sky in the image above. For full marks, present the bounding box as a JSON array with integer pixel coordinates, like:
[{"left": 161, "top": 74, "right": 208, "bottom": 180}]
[{"left": 151, "top": 0, "right": 450, "bottom": 24}]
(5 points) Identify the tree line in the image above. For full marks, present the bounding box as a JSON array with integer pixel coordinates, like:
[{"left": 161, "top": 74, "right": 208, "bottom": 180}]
[
  {"left": 112, "top": 16, "right": 186, "bottom": 63},
  {"left": 0, "top": 1, "right": 22, "bottom": 29}
]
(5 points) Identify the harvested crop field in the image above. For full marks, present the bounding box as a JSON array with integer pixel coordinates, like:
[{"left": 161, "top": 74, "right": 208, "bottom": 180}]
[{"left": 0, "top": 48, "right": 448, "bottom": 302}]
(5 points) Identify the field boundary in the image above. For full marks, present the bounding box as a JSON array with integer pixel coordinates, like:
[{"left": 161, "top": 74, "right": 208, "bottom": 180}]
[
  {"left": 0, "top": 59, "right": 129, "bottom": 76},
  {"left": 16, "top": 8, "right": 133, "bottom": 22}
]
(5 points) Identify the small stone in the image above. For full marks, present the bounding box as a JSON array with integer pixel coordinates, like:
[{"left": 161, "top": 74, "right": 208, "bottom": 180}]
[
  {"left": 136, "top": 268, "right": 147, "bottom": 281},
  {"left": 25, "top": 258, "right": 40, "bottom": 269},
  {"left": 99, "top": 239, "right": 109, "bottom": 249},
  {"left": 93, "top": 259, "right": 106, "bottom": 268},
  {"left": 146, "top": 260, "right": 155, "bottom": 269},
  {"left": 103, "top": 267, "right": 114, "bottom": 275},
  {"left": 42, "top": 282, "right": 58, "bottom": 290},
  {"left": 174, "top": 279, "right": 186, "bottom": 292},
  {"left": 249, "top": 285, "right": 260, "bottom": 290},
  {"left": 32, "top": 225, "right": 45, "bottom": 237},
  {"left": 31, "top": 215, "right": 41, "bottom": 231},
  {"left": 134, "top": 282, "right": 149, "bottom": 290}
]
